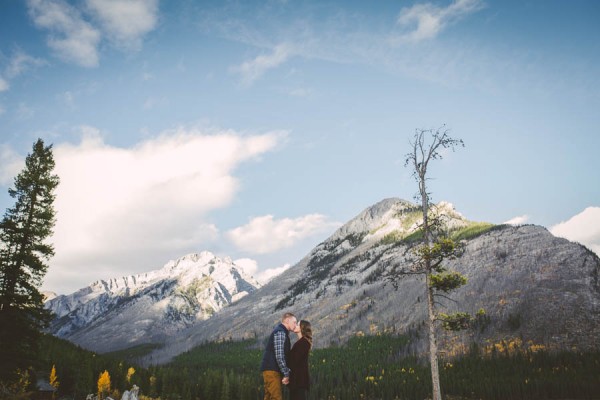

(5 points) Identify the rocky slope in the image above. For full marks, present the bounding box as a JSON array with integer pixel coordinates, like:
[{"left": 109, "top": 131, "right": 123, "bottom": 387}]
[
  {"left": 45, "top": 251, "right": 260, "bottom": 352},
  {"left": 141, "top": 198, "right": 600, "bottom": 365}
]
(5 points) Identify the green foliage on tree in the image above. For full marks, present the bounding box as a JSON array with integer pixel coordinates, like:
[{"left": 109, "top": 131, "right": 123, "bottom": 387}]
[
  {"left": 27, "top": 333, "right": 600, "bottom": 399},
  {"left": 430, "top": 271, "right": 467, "bottom": 293},
  {"left": 220, "top": 372, "right": 230, "bottom": 400},
  {"left": 0, "top": 139, "right": 59, "bottom": 383},
  {"left": 383, "top": 127, "right": 479, "bottom": 400}
]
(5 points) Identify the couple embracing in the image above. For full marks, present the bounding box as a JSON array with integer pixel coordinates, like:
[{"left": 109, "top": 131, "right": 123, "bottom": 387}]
[{"left": 260, "top": 313, "right": 312, "bottom": 400}]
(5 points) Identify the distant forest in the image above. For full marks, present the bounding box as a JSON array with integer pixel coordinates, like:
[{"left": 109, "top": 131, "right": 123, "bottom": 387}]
[{"left": 35, "top": 333, "right": 600, "bottom": 400}]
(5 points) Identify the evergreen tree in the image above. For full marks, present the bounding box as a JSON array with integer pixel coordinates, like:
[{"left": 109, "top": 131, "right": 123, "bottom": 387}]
[
  {"left": 220, "top": 372, "right": 229, "bottom": 400},
  {"left": 0, "top": 139, "right": 59, "bottom": 382},
  {"left": 148, "top": 375, "right": 158, "bottom": 398}
]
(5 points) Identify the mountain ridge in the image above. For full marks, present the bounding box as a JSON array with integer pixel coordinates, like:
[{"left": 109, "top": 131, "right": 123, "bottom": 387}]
[
  {"left": 45, "top": 198, "right": 600, "bottom": 365},
  {"left": 139, "top": 198, "right": 600, "bottom": 365},
  {"left": 45, "top": 251, "right": 261, "bottom": 351}
]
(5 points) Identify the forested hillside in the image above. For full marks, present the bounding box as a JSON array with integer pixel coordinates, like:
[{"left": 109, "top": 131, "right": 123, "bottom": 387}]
[
  {"left": 144, "top": 199, "right": 600, "bottom": 365},
  {"left": 32, "top": 334, "right": 600, "bottom": 400}
]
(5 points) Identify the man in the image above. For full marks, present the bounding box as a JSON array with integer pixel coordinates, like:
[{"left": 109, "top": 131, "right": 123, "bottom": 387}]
[{"left": 260, "top": 312, "right": 298, "bottom": 400}]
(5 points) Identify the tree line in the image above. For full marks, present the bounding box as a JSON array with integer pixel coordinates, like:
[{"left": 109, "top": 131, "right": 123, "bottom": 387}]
[{"left": 36, "top": 332, "right": 600, "bottom": 400}]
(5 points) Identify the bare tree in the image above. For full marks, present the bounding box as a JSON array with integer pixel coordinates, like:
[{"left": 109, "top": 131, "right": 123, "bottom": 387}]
[{"left": 386, "top": 127, "right": 474, "bottom": 400}]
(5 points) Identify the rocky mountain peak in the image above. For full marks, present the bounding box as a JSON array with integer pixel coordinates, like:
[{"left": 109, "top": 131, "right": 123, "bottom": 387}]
[
  {"left": 139, "top": 201, "right": 600, "bottom": 365},
  {"left": 327, "top": 197, "right": 468, "bottom": 246},
  {"left": 329, "top": 198, "right": 411, "bottom": 240},
  {"left": 45, "top": 251, "right": 261, "bottom": 352},
  {"left": 42, "top": 291, "right": 58, "bottom": 302},
  {"left": 47, "top": 198, "right": 600, "bottom": 364}
]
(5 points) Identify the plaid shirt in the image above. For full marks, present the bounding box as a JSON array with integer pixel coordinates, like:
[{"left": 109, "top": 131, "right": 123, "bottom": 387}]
[{"left": 273, "top": 330, "right": 291, "bottom": 377}]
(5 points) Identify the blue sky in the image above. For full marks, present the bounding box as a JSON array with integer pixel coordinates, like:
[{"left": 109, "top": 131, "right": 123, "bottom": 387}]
[{"left": 1, "top": 0, "right": 599, "bottom": 294}]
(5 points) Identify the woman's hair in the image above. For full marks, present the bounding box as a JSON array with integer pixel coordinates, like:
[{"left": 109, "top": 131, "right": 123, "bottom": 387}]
[{"left": 300, "top": 320, "right": 313, "bottom": 348}]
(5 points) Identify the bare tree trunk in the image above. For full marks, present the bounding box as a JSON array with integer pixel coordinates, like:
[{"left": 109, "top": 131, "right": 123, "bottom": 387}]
[
  {"left": 426, "top": 275, "right": 442, "bottom": 400},
  {"left": 404, "top": 127, "right": 462, "bottom": 400},
  {"left": 420, "top": 150, "right": 442, "bottom": 400}
]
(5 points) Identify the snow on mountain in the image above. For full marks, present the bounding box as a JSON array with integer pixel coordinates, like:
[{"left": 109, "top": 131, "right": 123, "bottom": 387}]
[
  {"left": 140, "top": 198, "right": 600, "bottom": 365},
  {"left": 45, "top": 251, "right": 261, "bottom": 351},
  {"left": 48, "top": 197, "right": 600, "bottom": 363}
]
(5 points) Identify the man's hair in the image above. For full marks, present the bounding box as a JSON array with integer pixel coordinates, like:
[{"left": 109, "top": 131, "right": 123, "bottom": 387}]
[{"left": 282, "top": 312, "right": 296, "bottom": 322}]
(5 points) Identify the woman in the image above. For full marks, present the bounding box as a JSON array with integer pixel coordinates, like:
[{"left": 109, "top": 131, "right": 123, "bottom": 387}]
[{"left": 288, "top": 320, "right": 312, "bottom": 400}]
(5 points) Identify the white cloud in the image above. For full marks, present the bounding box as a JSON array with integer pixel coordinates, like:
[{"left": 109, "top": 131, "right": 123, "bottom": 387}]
[
  {"left": 85, "top": 0, "right": 159, "bottom": 51},
  {"left": 233, "top": 258, "right": 292, "bottom": 285},
  {"left": 258, "top": 263, "right": 291, "bottom": 284},
  {"left": 395, "top": 0, "right": 484, "bottom": 43},
  {"left": 227, "top": 214, "right": 340, "bottom": 254},
  {"left": 5, "top": 50, "right": 47, "bottom": 79},
  {"left": 0, "top": 144, "right": 24, "bottom": 185},
  {"left": 0, "top": 50, "right": 46, "bottom": 93},
  {"left": 504, "top": 215, "right": 529, "bottom": 225},
  {"left": 40, "top": 126, "right": 285, "bottom": 293},
  {"left": 550, "top": 207, "right": 600, "bottom": 256},
  {"left": 0, "top": 77, "right": 9, "bottom": 92},
  {"left": 231, "top": 43, "right": 293, "bottom": 85},
  {"left": 27, "top": 0, "right": 101, "bottom": 67},
  {"left": 26, "top": 0, "right": 157, "bottom": 67},
  {"left": 234, "top": 258, "right": 259, "bottom": 277},
  {"left": 203, "top": 2, "right": 506, "bottom": 92}
]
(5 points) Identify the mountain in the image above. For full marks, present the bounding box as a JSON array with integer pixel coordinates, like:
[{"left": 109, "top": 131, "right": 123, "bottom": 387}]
[
  {"left": 45, "top": 251, "right": 260, "bottom": 352},
  {"left": 139, "top": 198, "right": 600, "bottom": 365},
  {"left": 42, "top": 291, "right": 58, "bottom": 302}
]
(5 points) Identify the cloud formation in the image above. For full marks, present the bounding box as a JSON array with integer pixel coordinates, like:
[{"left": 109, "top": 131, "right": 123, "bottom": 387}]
[
  {"left": 37, "top": 127, "right": 285, "bottom": 292},
  {"left": 85, "top": 0, "right": 159, "bottom": 51},
  {"left": 227, "top": 214, "right": 340, "bottom": 254},
  {"left": 395, "top": 0, "right": 484, "bottom": 43},
  {"left": 27, "top": 0, "right": 101, "bottom": 67},
  {"left": 26, "top": 0, "right": 158, "bottom": 67},
  {"left": 258, "top": 263, "right": 291, "bottom": 284},
  {"left": 550, "top": 207, "right": 600, "bottom": 256},
  {"left": 0, "top": 49, "right": 47, "bottom": 93},
  {"left": 233, "top": 258, "right": 259, "bottom": 277},
  {"left": 234, "top": 258, "right": 290, "bottom": 284},
  {"left": 203, "top": 1, "right": 508, "bottom": 92},
  {"left": 0, "top": 144, "right": 24, "bottom": 185},
  {"left": 503, "top": 215, "right": 529, "bottom": 225},
  {"left": 231, "top": 43, "right": 293, "bottom": 85},
  {"left": 5, "top": 50, "right": 47, "bottom": 79}
]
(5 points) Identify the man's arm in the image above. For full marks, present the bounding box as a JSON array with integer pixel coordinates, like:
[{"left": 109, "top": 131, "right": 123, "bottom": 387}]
[{"left": 273, "top": 331, "right": 291, "bottom": 377}]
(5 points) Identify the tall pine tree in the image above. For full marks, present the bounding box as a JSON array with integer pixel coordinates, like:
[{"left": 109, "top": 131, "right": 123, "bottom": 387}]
[{"left": 0, "top": 139, "right": 59, "bottom": 382}]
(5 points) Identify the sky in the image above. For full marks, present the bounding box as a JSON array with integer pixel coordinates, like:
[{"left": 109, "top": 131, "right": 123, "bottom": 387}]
[{"left": 0, "top": 0, "right": 599, "bottom": 295}]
